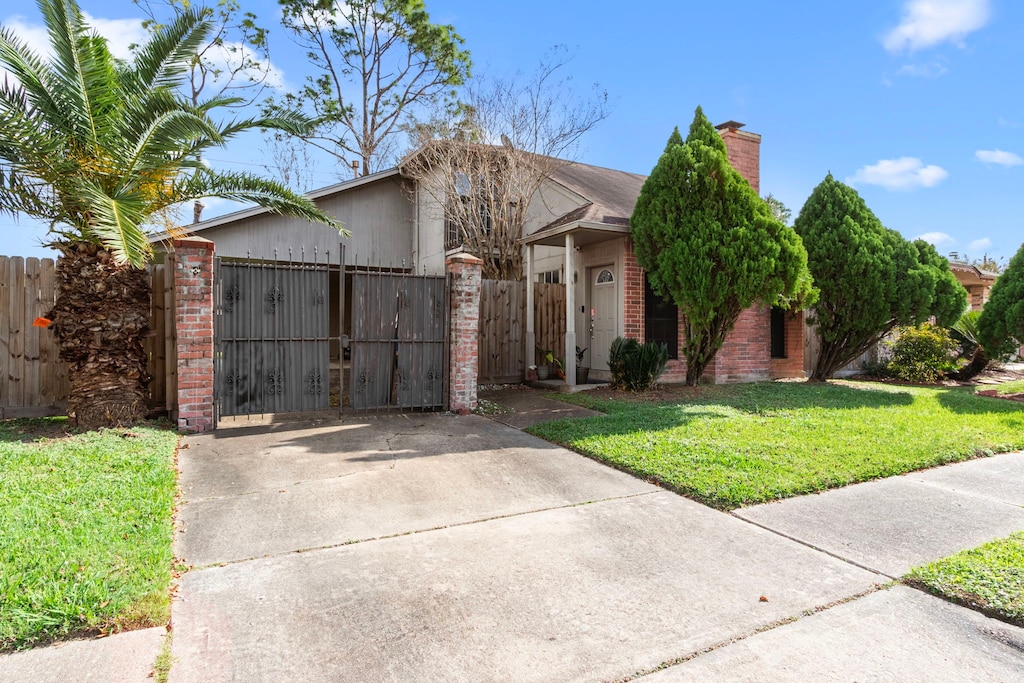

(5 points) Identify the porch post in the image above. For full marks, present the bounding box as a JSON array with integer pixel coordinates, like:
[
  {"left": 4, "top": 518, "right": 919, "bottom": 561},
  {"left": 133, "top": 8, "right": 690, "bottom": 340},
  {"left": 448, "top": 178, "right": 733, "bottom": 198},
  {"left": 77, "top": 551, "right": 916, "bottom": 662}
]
[
  {"left": 564, "top": 233, "right": 577, "bottom": 387},
  {"left": 525, "top": 243, "right": 535, "bottom": 374}
]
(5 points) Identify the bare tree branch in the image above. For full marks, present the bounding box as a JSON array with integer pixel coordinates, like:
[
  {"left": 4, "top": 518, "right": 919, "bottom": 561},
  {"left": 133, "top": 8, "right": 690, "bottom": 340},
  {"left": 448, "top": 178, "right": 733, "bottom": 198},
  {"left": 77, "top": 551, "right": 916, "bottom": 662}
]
[{"left": 401, "top": 47, "right": 610, "bottom": 280}]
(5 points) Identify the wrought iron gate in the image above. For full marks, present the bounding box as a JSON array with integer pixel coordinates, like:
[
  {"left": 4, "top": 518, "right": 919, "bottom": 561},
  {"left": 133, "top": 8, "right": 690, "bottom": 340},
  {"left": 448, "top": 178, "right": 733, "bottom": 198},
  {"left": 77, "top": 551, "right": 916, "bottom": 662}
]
[
  {"left": 348, "top": 270, "right": 448, "bottom": 410},
  {"left": 214, "top": 253, "right": 332, "bottom": 420}
]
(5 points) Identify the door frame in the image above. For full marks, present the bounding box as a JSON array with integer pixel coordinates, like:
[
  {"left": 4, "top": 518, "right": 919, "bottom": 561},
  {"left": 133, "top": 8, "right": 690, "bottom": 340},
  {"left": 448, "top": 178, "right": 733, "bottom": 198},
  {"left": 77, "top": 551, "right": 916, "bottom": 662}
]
[{"left": 586, "top": 263, "right": 618, "bottom": 376}]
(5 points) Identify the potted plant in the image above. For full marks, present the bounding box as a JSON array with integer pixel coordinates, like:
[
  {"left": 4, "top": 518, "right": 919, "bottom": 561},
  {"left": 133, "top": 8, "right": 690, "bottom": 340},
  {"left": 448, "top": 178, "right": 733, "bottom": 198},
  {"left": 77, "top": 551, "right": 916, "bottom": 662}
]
[
  {"left": 536, "top": 348, "right": 552, "bottom": 380},
  {"left": 576, "top": 346, "right": 590, "bottom": 384},
  {"left": 553, "top": 356, "right": 565, "bottom": 380}
]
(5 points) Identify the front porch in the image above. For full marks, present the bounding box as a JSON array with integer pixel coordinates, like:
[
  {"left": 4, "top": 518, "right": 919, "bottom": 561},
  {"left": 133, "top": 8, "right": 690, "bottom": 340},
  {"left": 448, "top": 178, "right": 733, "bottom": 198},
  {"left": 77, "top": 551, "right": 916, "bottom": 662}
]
[{"left": 523, "top": 219, "right": 631, "bottom": 389}]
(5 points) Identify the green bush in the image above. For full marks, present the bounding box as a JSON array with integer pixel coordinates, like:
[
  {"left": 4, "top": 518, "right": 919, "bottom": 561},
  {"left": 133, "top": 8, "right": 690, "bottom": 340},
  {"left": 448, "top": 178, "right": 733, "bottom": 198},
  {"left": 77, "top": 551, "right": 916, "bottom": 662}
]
[
  {"left": 886, "top": 323, "right": 958, "bottom": 383},
  {"left": 951, "top": 310, "right": 982, "bottom": 359},
  {"left": 608, "top": 337, "right": 669, "bottom": 391}
]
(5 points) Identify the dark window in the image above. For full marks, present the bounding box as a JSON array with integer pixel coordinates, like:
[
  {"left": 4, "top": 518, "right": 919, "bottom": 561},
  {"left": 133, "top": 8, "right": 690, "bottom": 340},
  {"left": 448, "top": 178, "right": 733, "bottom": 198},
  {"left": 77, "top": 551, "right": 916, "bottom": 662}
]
[
  {"left": 644, "top": 276, "right": 678, "bottom": 360},
  {"left": 771, "top": 307, "right": 787, "bottom": 358}
]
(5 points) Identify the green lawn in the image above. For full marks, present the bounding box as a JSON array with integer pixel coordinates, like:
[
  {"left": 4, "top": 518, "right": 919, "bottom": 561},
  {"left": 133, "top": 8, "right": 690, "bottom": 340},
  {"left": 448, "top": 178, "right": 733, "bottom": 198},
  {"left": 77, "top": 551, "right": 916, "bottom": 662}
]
[
  {"left": 907, "top": 532, "right": 1024, "bottom": 627},
  {"left": 528, "top": 381, "right": 1024, "bottom": 510},
  {"left": 984, "top": 378, "right": 1024, "bottom": 395},
  {"left": 0, "top": 418, "right": 180, "bottom": 650}
]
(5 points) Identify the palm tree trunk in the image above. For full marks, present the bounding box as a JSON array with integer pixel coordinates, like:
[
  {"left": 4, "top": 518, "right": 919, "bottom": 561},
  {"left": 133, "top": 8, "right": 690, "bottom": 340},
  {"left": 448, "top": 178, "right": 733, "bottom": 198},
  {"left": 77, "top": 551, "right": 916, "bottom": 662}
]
[{"left": 48, "top": 242, "right": 151, "bottom": 429}]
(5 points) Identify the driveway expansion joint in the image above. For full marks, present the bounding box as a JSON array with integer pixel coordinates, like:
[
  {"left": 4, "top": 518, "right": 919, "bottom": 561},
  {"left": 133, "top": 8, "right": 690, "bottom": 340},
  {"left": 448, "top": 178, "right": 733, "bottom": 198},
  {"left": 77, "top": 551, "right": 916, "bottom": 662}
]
[
  {"left": 730, "top": 511, "right": 897, "bottom": 580},
  {"left": 611, "top": 584, "right": 890, "bottom": 682},
  {"left": 186, "top": 489, "right": 668, "bottom": 571},
  {"left": 905, "top": 475, "right": 1024, "bottom": 510}
]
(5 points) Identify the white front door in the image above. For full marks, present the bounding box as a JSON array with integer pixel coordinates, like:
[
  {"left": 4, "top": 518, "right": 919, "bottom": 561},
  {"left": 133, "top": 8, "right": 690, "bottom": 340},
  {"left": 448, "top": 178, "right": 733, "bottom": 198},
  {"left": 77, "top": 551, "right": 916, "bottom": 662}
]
[{"left": 588, "top": 266, "right": 618, "bottom": 372}]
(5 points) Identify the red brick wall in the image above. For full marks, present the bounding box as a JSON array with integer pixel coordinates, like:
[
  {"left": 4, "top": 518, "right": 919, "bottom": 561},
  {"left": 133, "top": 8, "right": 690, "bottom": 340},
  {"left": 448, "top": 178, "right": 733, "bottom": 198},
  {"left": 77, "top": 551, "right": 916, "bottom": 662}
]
[
  {"left": 173, "top": 236, "right": 215, "bottom": 433},
  {"left": 770, "top": 309, "right": 806, "bottom": 379},
  {"left": 718, "top": 127, "right": 762, "bottom": 193},
  {"left": 447, "top": 253, "right": 483, "bottom": 414},
  {"left": 707, "top": 306, "right": 771, "bottom": 383},
  {"left": 623, "top": 239, "right": 644, "bottom": 341}
]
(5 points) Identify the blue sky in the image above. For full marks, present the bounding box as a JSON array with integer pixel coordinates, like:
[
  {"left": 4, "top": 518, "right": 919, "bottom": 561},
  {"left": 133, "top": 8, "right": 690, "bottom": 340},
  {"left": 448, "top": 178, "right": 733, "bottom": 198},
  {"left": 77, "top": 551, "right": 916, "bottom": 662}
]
[{"left": 2, "top": 0, "right": 1022, "bottom": 263}]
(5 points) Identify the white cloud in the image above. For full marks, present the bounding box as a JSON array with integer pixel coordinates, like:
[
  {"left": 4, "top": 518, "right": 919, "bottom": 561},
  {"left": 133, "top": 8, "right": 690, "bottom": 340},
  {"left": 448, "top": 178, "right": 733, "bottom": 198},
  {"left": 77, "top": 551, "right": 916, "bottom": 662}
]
[
  {"left": 847, "top": 157, "right": 949, "bottom": 191},
  {"left": 969, "top": 237, "right": 992, "bottom": 251},
  {"left": 3, "top": 13, "right": 146, "bottom": 60},
  {"left": 916, "top": 232, "right": 955, "bottom": 246},
  {"left": 200, "top": 41, "right": 288, "bottom": 92},
  {"left": 882, "top": 0, "right": 990, "bottom": 53},
  {"left": 975, "top": 149, "right": 1024, "bottom": 166},
  {"left": 81, "top": 14, "right": 148, "bottom": 59},
  {"left": 896, "top": 62, "right": 948, "bottom": 78}
]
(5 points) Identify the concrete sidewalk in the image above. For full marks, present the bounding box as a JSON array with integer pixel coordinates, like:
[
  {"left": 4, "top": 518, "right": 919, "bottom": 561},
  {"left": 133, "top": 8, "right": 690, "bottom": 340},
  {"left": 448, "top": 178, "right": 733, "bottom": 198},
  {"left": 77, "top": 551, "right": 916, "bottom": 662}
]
[
  {"left": 0, "top": 627, "right": 165, "bottom": 683},
  {"left": 735, "top": 451, "right": 1024, "bottom": 577}
]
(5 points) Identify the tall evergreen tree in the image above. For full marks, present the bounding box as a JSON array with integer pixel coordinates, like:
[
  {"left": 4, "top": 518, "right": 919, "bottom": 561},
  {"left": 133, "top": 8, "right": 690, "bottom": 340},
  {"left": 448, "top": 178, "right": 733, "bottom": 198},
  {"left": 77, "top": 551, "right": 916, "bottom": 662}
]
[
  {"left": 978, "top": 241, "right": 1024, "bottom": 354},
  {"left": 793, "top": 174, "right": 966, "bottom": 380},
  {"left": 631, "top": 106, "right": 815, "bottom": 385}
]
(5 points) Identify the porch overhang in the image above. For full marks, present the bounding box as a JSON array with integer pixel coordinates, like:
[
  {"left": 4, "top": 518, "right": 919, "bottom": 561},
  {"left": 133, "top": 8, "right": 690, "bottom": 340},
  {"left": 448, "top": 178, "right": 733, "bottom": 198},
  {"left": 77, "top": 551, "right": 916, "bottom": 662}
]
[{"left": 521, "top": 220, "right": 630, "bottom": 247}]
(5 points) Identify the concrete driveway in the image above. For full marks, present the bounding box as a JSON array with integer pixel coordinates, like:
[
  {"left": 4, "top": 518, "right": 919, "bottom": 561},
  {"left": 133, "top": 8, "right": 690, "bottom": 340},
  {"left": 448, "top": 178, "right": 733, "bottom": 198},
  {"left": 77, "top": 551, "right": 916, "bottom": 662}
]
[{"left": 168, "top": 413, "right": 1024, "bottom": 682}]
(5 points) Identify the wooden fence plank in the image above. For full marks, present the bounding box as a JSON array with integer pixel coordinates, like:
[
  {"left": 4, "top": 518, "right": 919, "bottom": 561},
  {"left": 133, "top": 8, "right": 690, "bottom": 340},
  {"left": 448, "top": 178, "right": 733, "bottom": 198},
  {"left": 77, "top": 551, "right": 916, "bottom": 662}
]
[
  {"left": 0, "top": 256, "right": 9, "bottom": 409},
  {"left": 37, "top": 259, "right": 57, "bottom": 409},
  {"left": 8, "top": 257, "right": 25, "bottom": 408},
  {"left": 23, "top": 258, "right": 41, "bottom": 407}
]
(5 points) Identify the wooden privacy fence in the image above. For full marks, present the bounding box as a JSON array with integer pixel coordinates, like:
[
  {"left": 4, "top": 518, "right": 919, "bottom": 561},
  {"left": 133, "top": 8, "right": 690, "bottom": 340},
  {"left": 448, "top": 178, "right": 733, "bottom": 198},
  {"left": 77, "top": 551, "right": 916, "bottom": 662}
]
[
  {"left": 476, "top": 280, "right": 568, "bottom": 383},
  {"left": 478, "top": 279, "right": 526, "bottom": 383},
  {"left": 0, "top": 254, "right": 177, "bottom": 419},
  {"left": 804, "top": 320, "right": 881, "bottom": 377},
  {"left": 534, "top": 282, "right": 566, "bottom": 366}
]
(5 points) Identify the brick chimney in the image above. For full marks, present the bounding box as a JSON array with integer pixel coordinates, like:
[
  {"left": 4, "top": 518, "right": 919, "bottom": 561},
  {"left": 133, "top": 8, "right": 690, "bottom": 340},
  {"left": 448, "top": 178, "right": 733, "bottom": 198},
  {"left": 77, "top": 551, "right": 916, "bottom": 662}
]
[{"left": 715, "top": 120, "right": 761, "bottom": 194}]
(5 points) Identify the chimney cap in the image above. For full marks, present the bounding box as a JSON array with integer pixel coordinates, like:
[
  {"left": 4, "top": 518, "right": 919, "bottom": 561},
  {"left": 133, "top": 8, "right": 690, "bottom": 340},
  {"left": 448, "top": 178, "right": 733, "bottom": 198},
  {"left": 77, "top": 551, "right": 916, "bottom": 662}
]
[{"left": 715, "top": 120, "right": 746, "bottom": 131}]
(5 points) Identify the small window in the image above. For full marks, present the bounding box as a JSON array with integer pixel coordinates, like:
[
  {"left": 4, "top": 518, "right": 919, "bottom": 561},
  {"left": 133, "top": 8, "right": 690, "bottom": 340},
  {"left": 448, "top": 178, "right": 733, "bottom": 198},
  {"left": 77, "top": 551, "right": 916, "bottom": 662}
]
[
  {"left": 535, "top": 270, "right": 560, "bottom": 284},
  {"left": 771, "top": 307, "right": 787, "bottom": 359},
  {"left": 596, "top": 268, "right": 614, "bottom": 284}
]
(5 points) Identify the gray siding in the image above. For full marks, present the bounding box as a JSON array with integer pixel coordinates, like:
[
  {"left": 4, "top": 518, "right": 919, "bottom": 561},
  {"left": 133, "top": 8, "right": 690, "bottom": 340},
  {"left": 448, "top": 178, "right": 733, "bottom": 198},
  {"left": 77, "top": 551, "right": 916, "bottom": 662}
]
[{"left": 189, "top": 177, "right": 413, "bottom": 267}]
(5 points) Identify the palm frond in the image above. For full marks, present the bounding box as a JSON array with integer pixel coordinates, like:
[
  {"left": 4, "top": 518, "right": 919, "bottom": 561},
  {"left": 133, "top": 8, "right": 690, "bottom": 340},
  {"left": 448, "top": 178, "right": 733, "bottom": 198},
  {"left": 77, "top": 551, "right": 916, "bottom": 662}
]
[
  {"left": 172, "top": 170, "right": 347, "bottom": 235},
  {"left": 0, "top": 27, "right": 67, "bottom": 135},
  {"left": 125, "top": 6, "right": 208, "bottom": 93},
  {"left": 218, "top": 108, "right": 317, "bottom": 139},
  {"left": 73, "top": 179, "right": 152, "bottom": 267},
  {"left": 122, "top": 109, "right": 225, "bottom": 176},
  {"left": 37, "top": 0, "right": 111, "bottom": 144}
]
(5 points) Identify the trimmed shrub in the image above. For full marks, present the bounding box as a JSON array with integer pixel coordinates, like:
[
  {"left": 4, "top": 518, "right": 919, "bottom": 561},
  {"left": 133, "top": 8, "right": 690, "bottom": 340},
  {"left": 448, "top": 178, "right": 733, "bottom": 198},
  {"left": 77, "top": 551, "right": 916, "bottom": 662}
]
[
  {"left": 886, "top": 323, "right": 958, "bottom": 383},
  {"left": 608, "top": 337, "right": 669, "bottom": 391}
]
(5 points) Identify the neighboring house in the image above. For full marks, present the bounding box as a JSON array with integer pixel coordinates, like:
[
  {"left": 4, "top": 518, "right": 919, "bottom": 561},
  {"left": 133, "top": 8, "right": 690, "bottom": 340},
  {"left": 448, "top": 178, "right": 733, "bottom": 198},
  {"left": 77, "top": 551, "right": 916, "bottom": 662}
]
[
  {"left": 948, "top": 260, "right": 997, "bottom": 312},
  {"left": 160, "top": 120, "right": 807, "bottom": 385}
]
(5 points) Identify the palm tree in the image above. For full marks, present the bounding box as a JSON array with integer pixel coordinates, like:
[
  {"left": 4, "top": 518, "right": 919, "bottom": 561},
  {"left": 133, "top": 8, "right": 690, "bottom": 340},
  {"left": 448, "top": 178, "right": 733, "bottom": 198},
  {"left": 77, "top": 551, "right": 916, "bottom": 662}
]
[{"left": 0, "top": 0, "right": 345, "bottom": 429}]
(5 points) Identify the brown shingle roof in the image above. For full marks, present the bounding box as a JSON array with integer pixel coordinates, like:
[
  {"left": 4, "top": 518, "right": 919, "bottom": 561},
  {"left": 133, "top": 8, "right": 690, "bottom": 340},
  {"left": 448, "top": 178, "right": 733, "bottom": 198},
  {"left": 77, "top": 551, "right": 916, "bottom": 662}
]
[{"left": 537, "top": 160, "right": 647, "bottom": 233}]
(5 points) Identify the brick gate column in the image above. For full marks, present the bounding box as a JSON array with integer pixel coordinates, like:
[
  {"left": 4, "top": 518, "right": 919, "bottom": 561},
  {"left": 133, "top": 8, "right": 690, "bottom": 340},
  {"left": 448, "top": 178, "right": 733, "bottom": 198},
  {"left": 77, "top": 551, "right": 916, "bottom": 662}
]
[
  {"left": 172, "top": 236, "right": 215, "bottom": 432},
  {"left": 446, "top": 253, "right": 483, "bottom": 415}
]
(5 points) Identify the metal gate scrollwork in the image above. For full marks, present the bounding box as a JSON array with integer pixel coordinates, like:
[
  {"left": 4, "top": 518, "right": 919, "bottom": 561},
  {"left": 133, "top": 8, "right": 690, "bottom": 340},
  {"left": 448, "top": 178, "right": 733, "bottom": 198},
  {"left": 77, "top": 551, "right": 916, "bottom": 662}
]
[{"left": 214, "top": 251, "right": 332, "bottom": 420}]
